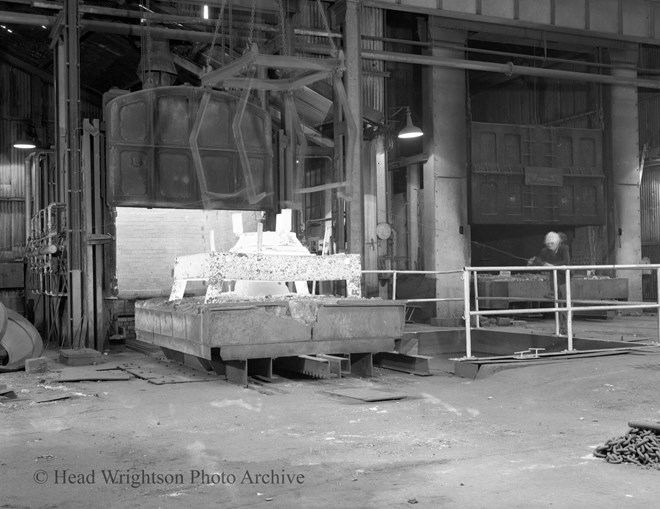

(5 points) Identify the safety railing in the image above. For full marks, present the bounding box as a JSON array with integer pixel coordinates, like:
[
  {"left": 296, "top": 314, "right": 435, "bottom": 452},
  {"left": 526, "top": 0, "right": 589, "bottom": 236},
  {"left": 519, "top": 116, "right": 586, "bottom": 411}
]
[
  {"left": 362, "top": 268, "right": 464, "bottom": 303},
  {"left": 465, "top": 264, "right": 660, "bottom": 358}
]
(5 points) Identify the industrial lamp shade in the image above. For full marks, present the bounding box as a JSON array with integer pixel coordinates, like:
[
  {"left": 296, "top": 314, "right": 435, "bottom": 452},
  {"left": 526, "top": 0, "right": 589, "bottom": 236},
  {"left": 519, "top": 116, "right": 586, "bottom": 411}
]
[
  {"left": 398, "top": 109, "right": 423, "bottom": 139},
  {"left": 13, "top": 122, "right": 39, "bottom": 150},
  {"left": 13, "top": 138, "right": 37, "bottom": 150}
]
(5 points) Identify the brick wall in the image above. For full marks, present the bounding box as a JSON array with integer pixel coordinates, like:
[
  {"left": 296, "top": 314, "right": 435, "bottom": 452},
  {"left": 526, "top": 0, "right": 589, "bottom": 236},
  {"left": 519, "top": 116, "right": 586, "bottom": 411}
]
[{"left": 115, "top": 207, "right": 259, "bottom": 298}]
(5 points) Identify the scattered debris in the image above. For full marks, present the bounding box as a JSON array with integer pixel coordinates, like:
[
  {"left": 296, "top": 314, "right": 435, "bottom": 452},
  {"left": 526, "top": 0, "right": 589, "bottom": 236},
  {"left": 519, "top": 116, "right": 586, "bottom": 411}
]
[
  {"left": 594, "top": 422, "right": 660, "bottom": 467},
  {"left": 0, "top": 387, "right": 18, "bottom": 399},
  {"left": 25, "top": 357, "right": 48, "bottom": 374}
]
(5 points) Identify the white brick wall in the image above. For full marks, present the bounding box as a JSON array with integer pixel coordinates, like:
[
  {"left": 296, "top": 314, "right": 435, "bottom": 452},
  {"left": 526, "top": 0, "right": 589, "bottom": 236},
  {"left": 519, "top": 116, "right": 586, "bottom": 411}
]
[{"left": 115, "top": 207, "right": 259, "bottom": 298}]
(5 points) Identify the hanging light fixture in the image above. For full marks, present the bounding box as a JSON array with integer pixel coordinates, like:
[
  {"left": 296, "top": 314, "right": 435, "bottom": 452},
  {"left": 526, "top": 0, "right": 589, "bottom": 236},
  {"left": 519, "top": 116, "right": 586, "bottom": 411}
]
[
  {"left": 13, "top": 121, "right": 39, "bottom": 150},
  {"left": 397, "top": 107, "right": 423, "bottom": 139}
]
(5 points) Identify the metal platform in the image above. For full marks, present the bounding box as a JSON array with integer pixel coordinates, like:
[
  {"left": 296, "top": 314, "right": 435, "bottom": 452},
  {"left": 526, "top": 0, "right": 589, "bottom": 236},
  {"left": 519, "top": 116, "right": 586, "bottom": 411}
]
[{"left": 405, "top": 325, "right": 651, "bottom": 379}]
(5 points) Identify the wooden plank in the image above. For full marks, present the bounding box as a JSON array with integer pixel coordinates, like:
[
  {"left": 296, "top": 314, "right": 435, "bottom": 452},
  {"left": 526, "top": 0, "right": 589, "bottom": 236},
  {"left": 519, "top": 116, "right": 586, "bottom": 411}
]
[
  {"left": 58, "top": 369, "right": 132, "bottom": 382},
  {"left": 35, "top": 394, "right": 74, "bottom": 403},
  {"left": 326, "top": 387, "right": 407, "bottom": 402}
]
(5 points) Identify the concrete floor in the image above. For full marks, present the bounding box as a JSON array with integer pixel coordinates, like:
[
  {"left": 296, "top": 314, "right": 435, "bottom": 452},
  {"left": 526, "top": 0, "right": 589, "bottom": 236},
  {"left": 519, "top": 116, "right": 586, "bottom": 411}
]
[{"left": 2, "top": 313, "right": 660, "bottom": 508}]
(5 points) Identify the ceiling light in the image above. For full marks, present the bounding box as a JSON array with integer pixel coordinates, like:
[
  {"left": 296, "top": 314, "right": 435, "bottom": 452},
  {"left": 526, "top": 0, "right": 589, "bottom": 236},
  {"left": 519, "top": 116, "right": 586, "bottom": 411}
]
[
  {"left": 13, "top": 141, "right": 37, "bottom": 150},
  {"left": 13, "top": 122, "right": 39, "bottom": 150},
  {"left": 398, "top": 107, "right": 423, "bottom": 139}
]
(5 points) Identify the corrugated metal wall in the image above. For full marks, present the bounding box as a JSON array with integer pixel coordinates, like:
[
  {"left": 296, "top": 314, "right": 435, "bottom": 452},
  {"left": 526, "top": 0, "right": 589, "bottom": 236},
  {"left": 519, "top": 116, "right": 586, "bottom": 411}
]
[
  {"left": 470, "top": 65, "right": 601, "bottom": 128},
  {"left": 641, "top": 165, "right": 660, "bottom": 257},
  {"left": 639, "top": 44, "right": 660, "bottom": 161},
  {"left": 639, "top": 47, "right": 660, "bottom": 299},
  {"left": 361, "top": 6, "right": 385, "bottom": 116},
  {"left": 0, "top": 60, "right": 101, "bottom": 263},
  {"left": 0, "top": 64, "right": 32, "bottom": 261},
  {"left": 641, "top": 165, "right": 660, "bottom": 300}
]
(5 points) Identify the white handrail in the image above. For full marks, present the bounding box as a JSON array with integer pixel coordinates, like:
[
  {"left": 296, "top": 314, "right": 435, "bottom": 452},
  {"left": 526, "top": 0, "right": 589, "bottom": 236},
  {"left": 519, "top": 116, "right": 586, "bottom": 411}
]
[
  {"left": 463, "top": 264, "right": 660, "bottom": 358},
  {"left": 362, "top": 265, "right": 660, "bottom": 359}
]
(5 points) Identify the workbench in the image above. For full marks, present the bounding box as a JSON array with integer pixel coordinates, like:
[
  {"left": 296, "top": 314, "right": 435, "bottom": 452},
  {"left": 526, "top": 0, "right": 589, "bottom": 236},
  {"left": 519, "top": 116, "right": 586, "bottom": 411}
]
[{"left": 475, "top": 275, "right": 629, "bottom": 311}]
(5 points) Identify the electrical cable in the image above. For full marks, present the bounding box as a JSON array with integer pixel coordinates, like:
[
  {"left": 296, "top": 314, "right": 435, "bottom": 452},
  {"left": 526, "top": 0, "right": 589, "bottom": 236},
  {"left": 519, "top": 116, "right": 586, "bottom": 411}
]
[{"left": 470, "top": 240, "right": 530, "bottom": 262}]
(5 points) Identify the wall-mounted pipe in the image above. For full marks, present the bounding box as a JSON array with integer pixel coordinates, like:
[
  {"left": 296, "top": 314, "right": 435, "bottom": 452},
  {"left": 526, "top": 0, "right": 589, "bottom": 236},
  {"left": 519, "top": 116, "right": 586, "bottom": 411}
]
[{"left": 363, "top": 49, "right": 660, "bottom": 90}]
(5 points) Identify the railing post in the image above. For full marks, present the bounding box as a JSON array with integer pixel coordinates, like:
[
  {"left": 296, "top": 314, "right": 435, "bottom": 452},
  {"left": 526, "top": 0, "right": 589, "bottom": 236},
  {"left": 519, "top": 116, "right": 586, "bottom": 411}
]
[
  {"left": 656, "top": 268, "right": 660, "bottom": 342},
  {"left": 463, "top": 267, "right": 472, "bottom": 358},
  {"left": 473, "top": 269, "right": 481, "bottom": 329},
  {"left": 566, "top": 268, "right": 573, "bottom": 351},
  {"left": 392, "top": 271, "right": 398, "bottom": 300},
  {"left": 553, "top": 269, "right": 559, "bottom": 335}
]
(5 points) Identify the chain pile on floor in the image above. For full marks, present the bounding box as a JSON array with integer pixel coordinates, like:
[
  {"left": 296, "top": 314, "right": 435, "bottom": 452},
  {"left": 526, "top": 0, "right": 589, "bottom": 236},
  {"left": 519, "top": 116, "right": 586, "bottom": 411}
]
[{"left": 594, "top": 422, "right": 660, "bottom": 467}]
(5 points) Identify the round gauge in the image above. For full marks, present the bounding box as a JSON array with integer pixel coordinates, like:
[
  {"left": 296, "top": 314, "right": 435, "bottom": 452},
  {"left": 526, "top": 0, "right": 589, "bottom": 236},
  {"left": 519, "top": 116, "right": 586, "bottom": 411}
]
[{"left": 376, "top": 222, "right": 392, "bottom": 240}]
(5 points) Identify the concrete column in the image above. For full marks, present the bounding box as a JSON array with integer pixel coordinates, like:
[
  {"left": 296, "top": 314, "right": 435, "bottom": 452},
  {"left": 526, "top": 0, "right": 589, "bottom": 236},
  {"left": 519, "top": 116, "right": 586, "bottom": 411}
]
[
  {"left": 407, "top": 163, "right": 421, "bottom": 270},
  {"left": 422, "top": 25, "right": 470, "bottom": 325},
  {"left": 610, "top": 46, "right": 642, "bottom": 302}
]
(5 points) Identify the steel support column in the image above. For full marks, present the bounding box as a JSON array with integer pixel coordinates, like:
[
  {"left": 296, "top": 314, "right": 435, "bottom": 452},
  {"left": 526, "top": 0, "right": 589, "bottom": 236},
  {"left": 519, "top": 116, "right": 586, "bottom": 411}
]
[
  {"left": 334, "top": 0, "right": 364, "bottom": 265},
  {"left": 58, "top": 0, "right": 85, "bottom": 348}
]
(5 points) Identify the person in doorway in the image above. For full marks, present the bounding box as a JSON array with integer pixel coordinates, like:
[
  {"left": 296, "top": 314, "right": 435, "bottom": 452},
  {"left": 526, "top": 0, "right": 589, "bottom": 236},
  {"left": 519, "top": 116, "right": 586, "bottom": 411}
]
[{"left": 528, "top": 231, "right": 571, "bottom": 335}]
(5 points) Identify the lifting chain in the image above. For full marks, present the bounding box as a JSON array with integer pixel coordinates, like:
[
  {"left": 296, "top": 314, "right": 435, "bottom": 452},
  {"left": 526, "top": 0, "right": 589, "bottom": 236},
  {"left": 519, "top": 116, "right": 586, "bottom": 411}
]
[
  {"left": 315, "top": 0, "right": 336, "bottom": 55},
  {"left": 228, "top": 0, "right": 234, "bottom": 59},
  {"left": 277, "top": 0, "right": 288, "bottom": 55},
  {"left": 594, "top": 426, "right": 660, "bottom": 468},
  {"left": 207, "top": 0, "right": 227, "bottom": 70},
  {"left": 247, "top": 0, "right": 256, "bottom": 49},
  {"left": 140, "top": 0, "right": 153, "bottom": 85}
]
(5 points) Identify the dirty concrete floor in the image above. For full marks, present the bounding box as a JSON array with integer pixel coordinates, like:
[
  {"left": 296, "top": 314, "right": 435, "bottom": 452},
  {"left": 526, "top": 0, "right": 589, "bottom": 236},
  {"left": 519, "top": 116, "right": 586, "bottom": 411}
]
[{"left": 2, "top": 314, "right": 660, "bottom": 509}]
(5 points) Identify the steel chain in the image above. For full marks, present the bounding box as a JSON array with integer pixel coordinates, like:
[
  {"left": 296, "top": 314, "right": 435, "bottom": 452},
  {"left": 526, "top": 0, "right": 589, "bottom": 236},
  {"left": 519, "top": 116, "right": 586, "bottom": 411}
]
[
  {"left": 315, "top": 0, "right": 336, "bottom": 53},
  {"left": 594, "top": 427, "right": 660, "bottom": 468},
  {"left": 247, "top": 0, "right": 256, "bottom": 47},
  {"left": 207, "top": 0, "right": 227, "bottom": 70}
]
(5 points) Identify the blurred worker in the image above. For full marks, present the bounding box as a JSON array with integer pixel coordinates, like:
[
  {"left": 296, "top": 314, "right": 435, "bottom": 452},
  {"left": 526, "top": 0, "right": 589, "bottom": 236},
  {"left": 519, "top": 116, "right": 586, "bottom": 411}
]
[{"left": 528, "top": 231, "right": 570, "bottom": 335}]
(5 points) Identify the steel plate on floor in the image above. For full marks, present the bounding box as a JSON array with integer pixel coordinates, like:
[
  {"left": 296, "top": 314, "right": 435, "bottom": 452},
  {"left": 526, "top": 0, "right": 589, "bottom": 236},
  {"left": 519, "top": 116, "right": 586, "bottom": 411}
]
[{"left": 119, "top": 358, "right": 223, "bottom": 384}]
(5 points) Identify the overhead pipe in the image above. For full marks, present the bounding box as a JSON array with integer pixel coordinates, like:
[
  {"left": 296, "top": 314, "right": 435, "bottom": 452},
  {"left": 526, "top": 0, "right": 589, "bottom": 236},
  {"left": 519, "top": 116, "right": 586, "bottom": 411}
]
[
  {"left": 362, "top": 49, "right": 660, "bottom": 90},
  {"left": 3, "top": 9, "right": 660, "bottom": 88},
  {"left": 0, "top": 9, "right": 341, "bottom": 42}
]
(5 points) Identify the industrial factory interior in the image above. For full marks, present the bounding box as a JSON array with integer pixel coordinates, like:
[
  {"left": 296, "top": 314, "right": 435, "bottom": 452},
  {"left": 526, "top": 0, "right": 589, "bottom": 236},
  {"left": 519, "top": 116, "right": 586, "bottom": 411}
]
[{"left": 4, "top": 0, "right": 660, "bottom": 507}]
